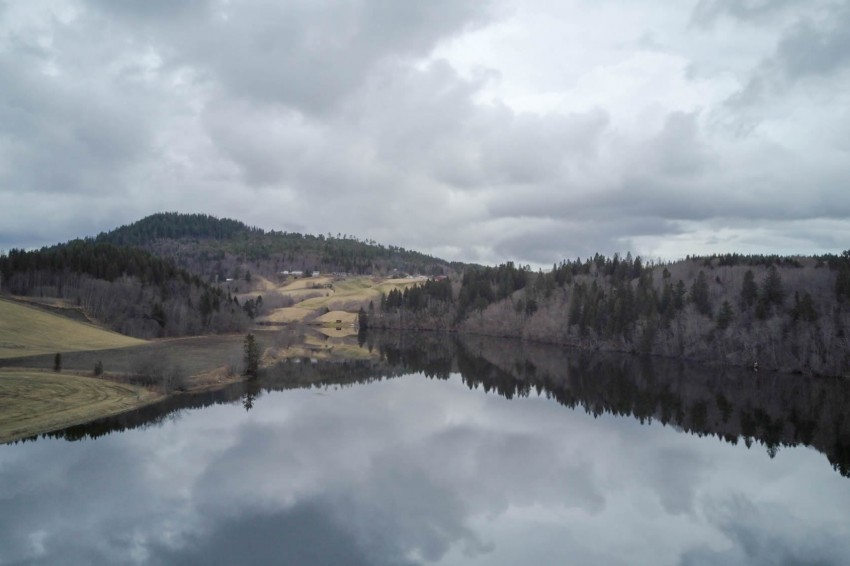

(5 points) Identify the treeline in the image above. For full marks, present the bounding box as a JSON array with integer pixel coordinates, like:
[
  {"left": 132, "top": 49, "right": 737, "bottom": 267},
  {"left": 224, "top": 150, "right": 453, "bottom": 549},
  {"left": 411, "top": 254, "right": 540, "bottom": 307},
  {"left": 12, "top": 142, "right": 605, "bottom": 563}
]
[
  {"left": 381, "top": 278, "right": 452, "bottom": 312},
  {"left": 1, "top": 239, "right": 203, "bottom": 287},
  {"left": 0, "top": 240, "right": 249, "bottom": 338},
  {"left": 373, "top": 252, "right": 850, "bottom": 376}
]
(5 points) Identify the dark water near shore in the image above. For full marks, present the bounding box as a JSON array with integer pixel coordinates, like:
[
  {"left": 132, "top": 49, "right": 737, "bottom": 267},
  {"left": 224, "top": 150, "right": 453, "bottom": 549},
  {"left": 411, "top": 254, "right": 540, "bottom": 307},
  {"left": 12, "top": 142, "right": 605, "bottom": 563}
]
[{"left": 2, "top": 333, "right": 849, "bottom": 565}]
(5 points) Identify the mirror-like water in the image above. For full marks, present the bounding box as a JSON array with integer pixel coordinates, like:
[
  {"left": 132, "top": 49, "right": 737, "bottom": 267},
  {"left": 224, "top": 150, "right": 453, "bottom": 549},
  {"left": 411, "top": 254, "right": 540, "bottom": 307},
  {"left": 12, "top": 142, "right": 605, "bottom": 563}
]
[{"left": 2, "top": 333, "right": 849, "bottom": 565}]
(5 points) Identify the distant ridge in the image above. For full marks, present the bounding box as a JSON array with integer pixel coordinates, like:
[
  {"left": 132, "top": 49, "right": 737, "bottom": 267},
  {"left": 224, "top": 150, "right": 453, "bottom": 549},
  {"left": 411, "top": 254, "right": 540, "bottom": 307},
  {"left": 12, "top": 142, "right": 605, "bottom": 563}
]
[{"left": 92, "top": 212, "right": 458, "bottom": 280}]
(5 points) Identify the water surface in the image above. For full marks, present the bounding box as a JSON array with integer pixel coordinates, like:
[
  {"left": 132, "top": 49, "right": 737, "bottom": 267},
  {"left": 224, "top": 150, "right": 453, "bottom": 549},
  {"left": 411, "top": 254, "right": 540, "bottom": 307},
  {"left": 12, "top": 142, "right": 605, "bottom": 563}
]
[{"left": 2, "top": 334, "right": 849, "bottom": 565}]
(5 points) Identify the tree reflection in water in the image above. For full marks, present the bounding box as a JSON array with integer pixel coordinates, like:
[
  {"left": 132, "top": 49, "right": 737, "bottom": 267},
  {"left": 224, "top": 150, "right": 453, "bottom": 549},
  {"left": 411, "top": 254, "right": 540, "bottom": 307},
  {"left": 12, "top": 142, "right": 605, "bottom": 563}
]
[{"left": 17, "top": 330, "right": 850, "bottom": 478}]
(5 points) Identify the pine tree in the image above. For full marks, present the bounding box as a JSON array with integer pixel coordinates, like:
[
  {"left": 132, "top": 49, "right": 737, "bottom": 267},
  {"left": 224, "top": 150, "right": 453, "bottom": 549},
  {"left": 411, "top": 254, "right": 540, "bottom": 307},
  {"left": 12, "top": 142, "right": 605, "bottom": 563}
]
[
  {"left": 741, "top": 269, "right": 758, "bottom": 309},
  {"left": 717, "top": 301, "right": 735, "bottom": 330},
  {"left": 243, "top": 333, "right": 260, "bottom": 378},
  {"left": 691, "top": 271, "right": 712, "bottom": 317},
  {"left": 763, "top": 266, "right": 785, "bottom": 308},
  {"left": 836, "top": 263, "right": 850, "bottom": 302}
]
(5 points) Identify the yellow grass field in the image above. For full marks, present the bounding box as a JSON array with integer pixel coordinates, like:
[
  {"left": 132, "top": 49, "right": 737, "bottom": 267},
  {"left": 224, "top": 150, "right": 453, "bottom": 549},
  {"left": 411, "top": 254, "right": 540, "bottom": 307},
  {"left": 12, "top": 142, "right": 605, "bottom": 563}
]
[
  {"left": 257, "top": 276, "right": 426, "bottom": 324},
  {"left": 0, "top": 370, "right": 161, "bottom": 443},
  {"left": 316, "top": 310, "right": 358, "bottom": 325},
  {"left": 0, "top": 298, "right": 145, "bottom": 359},
  {"left": 259, "top": 307, "right": 316, "bottom": 323},
  {"left": 284, "top": 275, "right": 334, "bottom": 289}
]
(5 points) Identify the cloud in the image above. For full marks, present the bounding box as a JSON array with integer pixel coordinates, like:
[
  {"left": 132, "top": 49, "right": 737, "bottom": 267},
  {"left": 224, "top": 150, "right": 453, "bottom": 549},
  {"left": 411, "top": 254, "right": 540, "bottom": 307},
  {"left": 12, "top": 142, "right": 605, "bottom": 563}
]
[
  {"left": 722, "top": 2, "right": 850, "bottom": 110},
  {"left": 680, "top": 493, "right": 850, "bottom": 566},
  {"left": 84, "top": 0, "right": 494, "bottom": 115},
  {"left": 690, "top": 0, "right": 797, "bottom": 27},
  {"left": 773, "top": 6, "right": 850, "bottom": 80},
  {"left": 2, "top": 0, "right": 850, "bottom": 264},
  {"left": 0, "top": 51, "right": 153, "bottom": 197},
  {"left": 148, "top": 502, "right": 394, "bottom": 566}
]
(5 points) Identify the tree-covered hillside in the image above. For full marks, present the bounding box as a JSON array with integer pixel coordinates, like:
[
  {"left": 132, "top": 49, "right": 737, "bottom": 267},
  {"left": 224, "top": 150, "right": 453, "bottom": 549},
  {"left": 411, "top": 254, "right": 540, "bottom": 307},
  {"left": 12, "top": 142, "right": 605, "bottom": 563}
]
[
  {"left": 372, "top": 252, "right": 850, "bottom": 376},
  {"left": 0, "top": 240, "right": 249, "bottom": 338},
  {"left": 96, "top": 212, "right": 254, "bottom": 245},
  {"left": 95, "top": 212, "right": 458, "bottom": 280}
]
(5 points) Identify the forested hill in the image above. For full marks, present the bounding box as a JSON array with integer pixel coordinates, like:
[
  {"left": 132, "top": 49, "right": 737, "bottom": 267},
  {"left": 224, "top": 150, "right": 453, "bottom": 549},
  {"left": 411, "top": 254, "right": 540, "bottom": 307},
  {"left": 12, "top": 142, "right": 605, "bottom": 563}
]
[
  {"left": 371, "top": 252, "right": 850, "bottom": 377},
  {"left": 96, "top": 212, "right": 254, "bottom": 245},
  {"left": 0, "top": 240, "right": 249, "bottom": 338},
  {"left": 95, "top": 212, "right": 457, "bottom": 280}
]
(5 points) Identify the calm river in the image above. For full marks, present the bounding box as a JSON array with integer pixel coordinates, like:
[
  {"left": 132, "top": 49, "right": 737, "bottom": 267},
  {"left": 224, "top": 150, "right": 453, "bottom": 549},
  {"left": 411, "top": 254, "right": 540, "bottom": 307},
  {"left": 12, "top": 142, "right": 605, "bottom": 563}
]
[{"left": 2, "top": 333, "right": 849, "bottom": 565}]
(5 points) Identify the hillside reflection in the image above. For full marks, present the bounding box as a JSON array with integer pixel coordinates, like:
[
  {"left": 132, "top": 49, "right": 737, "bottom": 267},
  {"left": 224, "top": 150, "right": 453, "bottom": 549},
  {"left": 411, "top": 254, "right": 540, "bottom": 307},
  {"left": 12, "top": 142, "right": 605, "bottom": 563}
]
[{"left": 18, "top": 331, "right": 850, "bottom": 478}]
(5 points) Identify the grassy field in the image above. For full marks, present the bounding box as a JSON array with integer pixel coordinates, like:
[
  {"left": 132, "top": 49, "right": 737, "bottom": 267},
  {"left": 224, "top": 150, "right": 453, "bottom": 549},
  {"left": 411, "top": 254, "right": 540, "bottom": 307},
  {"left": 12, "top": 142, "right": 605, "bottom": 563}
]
[
  {"left": 316, "top": 310, "right": 358, "bottom": 325},
  {"left": 0, "top": 288, "right": 381, "bottom": 442},
  {"left": 257, "top": 276, "right": 425, "bottom": 324},
  {"left": 0, "top": 370, "right": 162, "bottom": 443},
  {"left": 0, "top": 298, "right": 145, "bottom": 359}
]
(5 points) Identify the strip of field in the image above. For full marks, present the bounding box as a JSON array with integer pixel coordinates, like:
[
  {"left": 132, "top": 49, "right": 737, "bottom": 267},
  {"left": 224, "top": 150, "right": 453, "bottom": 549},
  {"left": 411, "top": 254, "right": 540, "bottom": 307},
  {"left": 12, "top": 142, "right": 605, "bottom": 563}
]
[
  {"left": 257, "top": 276, "right": 426, "bottom": 323},
  {"left": 0, "top": 298, "right": 144, "bottom": 359},
  {"left": 0, "top": 370, "right": 162, "bottom": 443}
]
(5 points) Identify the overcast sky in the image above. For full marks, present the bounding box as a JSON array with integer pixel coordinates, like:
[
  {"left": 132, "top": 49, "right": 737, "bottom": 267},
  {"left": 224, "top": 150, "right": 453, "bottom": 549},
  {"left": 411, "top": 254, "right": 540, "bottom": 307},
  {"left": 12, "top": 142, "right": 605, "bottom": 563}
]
[{"left": 1, "top": 0, "right": 849, "bottom": 266}]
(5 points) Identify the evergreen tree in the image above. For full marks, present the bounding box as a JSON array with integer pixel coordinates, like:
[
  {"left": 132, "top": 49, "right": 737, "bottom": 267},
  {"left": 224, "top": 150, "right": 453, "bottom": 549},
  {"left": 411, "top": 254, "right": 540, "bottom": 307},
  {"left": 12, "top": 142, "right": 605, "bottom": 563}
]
[
  {"left": 791, "top": 291, "right": 818, "bottom": 323},
  {"left": 243, "top": 333, "right": 260, "bottom": 378},
  {"left": 717, "top": 301, "right": 735, "bottom": 330},
  {"left": 673, "top": 280, "right": 687, "bottom": 310},
  {"left": 763, "top": 266, "right": 785, "bottom": 308},
  {"left": 691, "top": 271, "right": 712, "bottom": 317},
  {"left": 836, "top": 263, "right": 850, "bottom": 302},
  {"left": 741, "top": 269, "right": 758, "bottom": 309}
]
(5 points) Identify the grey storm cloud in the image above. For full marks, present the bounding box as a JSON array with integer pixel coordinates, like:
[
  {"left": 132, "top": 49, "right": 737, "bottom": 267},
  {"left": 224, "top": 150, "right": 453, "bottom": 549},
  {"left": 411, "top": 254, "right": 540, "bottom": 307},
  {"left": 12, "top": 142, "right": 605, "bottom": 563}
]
[
  {"left": 84, "top": 0, "right": 493, "bottom": 114},
  {"left": 1, "top": 0, "right": 849, "bottom": 263},
  {"left": 774, "top": 5, "right": 850, "bottom": 80}
]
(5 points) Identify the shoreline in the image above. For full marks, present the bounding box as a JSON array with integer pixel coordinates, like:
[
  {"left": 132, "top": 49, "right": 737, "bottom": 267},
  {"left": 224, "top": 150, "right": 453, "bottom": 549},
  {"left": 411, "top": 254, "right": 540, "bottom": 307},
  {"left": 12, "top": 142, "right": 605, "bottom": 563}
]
[{"left": 0, "top": 367, "right": 249, "bottom": 445}]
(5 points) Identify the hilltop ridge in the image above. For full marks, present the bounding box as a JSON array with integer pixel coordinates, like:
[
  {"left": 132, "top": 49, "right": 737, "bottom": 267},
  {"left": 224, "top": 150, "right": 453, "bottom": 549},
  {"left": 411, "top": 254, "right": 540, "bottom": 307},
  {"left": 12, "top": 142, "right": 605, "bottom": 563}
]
[{"left": 95, "top": 212, "right": 457, "bottom": 281}]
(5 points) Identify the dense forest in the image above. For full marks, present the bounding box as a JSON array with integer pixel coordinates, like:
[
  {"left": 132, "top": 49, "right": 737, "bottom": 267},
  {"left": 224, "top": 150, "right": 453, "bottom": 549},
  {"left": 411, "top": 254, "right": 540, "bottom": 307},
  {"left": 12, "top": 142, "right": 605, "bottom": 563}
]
[
  {"left": 372, "top": 253, "right": 850, "bottom": 376},
  {"left": 0, "top": 240, "right": 249, "bottom": 338},
  {"left": 95, "top": 212, "right": 457, "bottom": 280}
]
